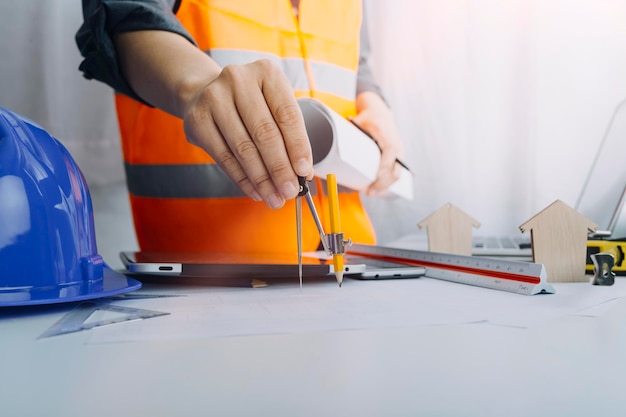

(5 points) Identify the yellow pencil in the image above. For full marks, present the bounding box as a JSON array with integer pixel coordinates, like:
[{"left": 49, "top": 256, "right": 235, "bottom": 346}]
[{"left": 327, "top": 173, "right": 344, "bottom": 287}]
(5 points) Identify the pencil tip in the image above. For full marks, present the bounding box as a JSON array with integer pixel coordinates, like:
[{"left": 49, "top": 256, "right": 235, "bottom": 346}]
[{"left": 335, "top": 271, "right": 344, "bottom": 287}]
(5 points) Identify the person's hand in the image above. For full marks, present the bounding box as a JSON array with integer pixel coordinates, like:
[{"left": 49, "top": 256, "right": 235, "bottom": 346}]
[
  {"left": 351, "top": 91, "right": 404, "bottom": 196},
  {"left": 114, "top": 30, "right": 314, "bottom": 210},
  {"left": 182, "top": 59, "right": 314, "bottom": 209}
]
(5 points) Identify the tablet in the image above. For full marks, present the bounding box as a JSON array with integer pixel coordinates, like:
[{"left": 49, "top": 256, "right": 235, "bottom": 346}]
[
  {"left": 120, "top": 251, "right": 426, "bottom": 280},
  {"left": 120, "top": 251, "right": 366, "bottom": 278}
]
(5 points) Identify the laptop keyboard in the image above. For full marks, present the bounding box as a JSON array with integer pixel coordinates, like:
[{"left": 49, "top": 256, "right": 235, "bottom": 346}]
[{"left": 472, "top": 236, "right": 531, "bottom": 250}]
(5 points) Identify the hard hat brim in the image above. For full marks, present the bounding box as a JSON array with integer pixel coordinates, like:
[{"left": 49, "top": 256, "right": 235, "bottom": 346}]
[{"left": 0, "top": 265, "right": 141, "bottom": 307}]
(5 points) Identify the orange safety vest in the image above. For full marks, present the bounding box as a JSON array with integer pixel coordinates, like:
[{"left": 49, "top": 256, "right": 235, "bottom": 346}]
[{"left": 115, "top": 0, "right": 376, "bottom": 254}]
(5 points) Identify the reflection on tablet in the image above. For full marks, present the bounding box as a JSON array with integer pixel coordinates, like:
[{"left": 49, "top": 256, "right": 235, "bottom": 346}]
[{"left": 120, "top": 251, "right": 366, "bottom": 278}]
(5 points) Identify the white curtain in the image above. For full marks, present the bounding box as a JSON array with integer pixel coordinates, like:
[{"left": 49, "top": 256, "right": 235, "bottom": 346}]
[
  {"left": 2, "top": 1, "right": 626, "bottom": 244},
  {"left": 0, "top": 0, "right": 124, "bottom": 186},
  {"left": 363, "top": 0, "right": 626, "bottom": 242}
]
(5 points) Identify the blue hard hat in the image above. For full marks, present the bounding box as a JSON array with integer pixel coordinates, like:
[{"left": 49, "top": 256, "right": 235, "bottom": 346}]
[{"left": 0, "top": 107, "right": 140, "bottom": 306}]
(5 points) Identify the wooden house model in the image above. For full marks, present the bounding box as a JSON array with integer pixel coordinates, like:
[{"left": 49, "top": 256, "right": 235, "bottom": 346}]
[
  {"left": 519, "top": 200, "right": 597, "bottom": 283},
  {"left": 418, "top": 203, "right": 481, "bottom": 256}
]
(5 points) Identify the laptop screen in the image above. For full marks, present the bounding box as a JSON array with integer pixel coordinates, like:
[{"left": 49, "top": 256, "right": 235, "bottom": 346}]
[{"left": 575, "top": 99, "right": 626, "bottom": 238}]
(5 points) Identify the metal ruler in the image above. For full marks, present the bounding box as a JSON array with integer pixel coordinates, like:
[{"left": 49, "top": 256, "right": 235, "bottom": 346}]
[
  {"left": 39, "top": 301, "right": 169, "bottom": 339},
  {"left": 349, "top": 244, "right": 554, "bottom": 295}
]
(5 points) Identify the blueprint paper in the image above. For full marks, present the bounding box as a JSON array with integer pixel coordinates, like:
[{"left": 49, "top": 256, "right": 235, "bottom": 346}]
[{"left": 86, "top": 277, "right": 626, "bottom": 344}]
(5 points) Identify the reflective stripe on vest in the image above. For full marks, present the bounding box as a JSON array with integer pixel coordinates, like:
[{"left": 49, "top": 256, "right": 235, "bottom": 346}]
[
  {"left": 209, "top": 50, "right": 357, "bottom": 102},
  {"left": 125, "top": 163, "right": 245, "bottom": 198},
  {"left": 125, "top": 162, "right": 350, "bottom": 199}
]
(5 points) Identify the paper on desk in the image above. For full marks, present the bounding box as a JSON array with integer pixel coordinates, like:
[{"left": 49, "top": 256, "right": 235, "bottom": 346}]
[
  {"left": 86, "top": 277, "right": 626, "bottom": 344},
  {"left": 298, "top": 98, "right": 414, "bottom": 200}
]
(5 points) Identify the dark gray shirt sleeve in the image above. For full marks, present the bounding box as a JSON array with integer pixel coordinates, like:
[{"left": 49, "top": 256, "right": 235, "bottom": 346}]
[
  {"left": 357, "top": 3, "right": 386, "bottom": 101},
  {"left": 75, "top": 0, "right": 385, "bottom": 103},
  {"left": 75, "top": 0, "right": 195, "bottom": 103}
]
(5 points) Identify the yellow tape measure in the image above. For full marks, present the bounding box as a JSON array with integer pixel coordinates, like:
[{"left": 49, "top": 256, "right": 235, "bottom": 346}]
[{"left": 586, "top": 240, "right": 625, "bottom": 274}]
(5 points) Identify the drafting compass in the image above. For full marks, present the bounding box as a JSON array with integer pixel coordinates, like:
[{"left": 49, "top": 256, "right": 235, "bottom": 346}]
[{"left": 296, "top": 176, "right": 349, "bottom": 288}]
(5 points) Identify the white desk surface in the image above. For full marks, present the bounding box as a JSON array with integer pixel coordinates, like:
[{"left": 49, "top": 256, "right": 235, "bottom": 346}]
[{"left": 2, "top": 272, "right": 626, "bottom": 417}]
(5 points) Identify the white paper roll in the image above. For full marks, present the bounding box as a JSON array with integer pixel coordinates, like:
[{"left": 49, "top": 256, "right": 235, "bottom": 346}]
[{"left": 298, "top": 98, "right": 413, "bottom": 200}]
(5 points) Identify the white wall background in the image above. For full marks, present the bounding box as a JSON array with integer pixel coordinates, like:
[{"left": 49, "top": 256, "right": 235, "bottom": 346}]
[
  {"left": 363, "top": 0, "right": 626, "bottom": 241},
  {"left": 0, "top": 0, "right": 125, "bottom": 186},
  {"left": 2, "top": 0, "right": 626, "bottom": 245}
]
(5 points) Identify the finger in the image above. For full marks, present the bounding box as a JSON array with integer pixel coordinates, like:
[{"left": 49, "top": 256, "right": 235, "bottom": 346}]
[
  {"left": 352, "top": 115, "right": 402, "bottom": 194},
  {"left": 209, "top": 82, "right": 287, "bottom": 209},
  {"left": 367, "top": 163, "right": 402, "bottom": 196},
  {"left": 236, "top": 60, "right": 310, "bottom": 200},
  {"left": 260, "top": 65, "right": 313, "bottom": 179},
  {"left": 368, "top": 135, "right": 401, "bottom": 195},
  {"left": 235, "top": 92, "right": 298, "bottom": 201},
  {"left": 183, "top": 97, "right": 265, "bottom": 204}
]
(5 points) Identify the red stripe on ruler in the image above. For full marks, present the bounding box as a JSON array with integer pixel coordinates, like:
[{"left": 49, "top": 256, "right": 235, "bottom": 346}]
[{"left": 350, "top": 251, "right": 541, "bottom": 285}]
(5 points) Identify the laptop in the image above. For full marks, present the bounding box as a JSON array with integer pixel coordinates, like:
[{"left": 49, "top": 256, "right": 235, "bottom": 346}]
[{"left": 472, "top": 99, "right": 626, "bottom": 257}]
